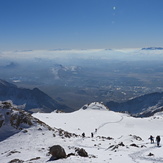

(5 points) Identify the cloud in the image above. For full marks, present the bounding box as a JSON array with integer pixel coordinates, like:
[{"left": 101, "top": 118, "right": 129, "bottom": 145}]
[{"left": 1, "top": 48, "right": 163, "bottom": 62}]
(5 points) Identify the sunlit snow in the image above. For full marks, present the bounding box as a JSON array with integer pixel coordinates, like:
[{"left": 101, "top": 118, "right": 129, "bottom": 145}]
[{"left": 0, "top": 102, "right": 163, "bottom": 163}]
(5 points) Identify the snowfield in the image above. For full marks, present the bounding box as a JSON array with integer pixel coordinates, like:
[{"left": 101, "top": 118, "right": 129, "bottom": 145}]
[{"left": 0, "top": 102, "right": 163, "bottom": 163}]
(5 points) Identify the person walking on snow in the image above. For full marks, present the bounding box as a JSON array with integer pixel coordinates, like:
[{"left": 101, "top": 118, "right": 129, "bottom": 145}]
[
  {"left": 91, "top": 132, "right": 94, "bottom": 138},
  {"left": 82, "top": 132, "right": 85, "bottom": 138},
  {"left": 148, "top": 135, "right": 154, "bottom": 144},
  {"left": 156, "top": 135, "right": 161, "bottom": 147}
]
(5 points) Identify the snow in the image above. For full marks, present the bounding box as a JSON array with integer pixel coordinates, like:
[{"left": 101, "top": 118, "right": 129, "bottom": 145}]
[{"left": 0, "top": 102, "right": 163, "bottom": 163}]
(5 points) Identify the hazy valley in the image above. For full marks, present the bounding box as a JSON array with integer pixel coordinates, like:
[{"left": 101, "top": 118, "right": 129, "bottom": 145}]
[{"left": 0, "top": 48, "right": 163, "bottom": 110}]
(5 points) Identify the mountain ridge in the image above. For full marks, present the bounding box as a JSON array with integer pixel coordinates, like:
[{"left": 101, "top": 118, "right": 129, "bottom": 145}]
[
  {"left": 106, "top": 92, "right": 163, "bottom": 117},
  {"left": 142, "top": 47, "right": 163, "bottom": 50},
  {"left": 0, "top": 79, "right": 72, "bottom": 113}
]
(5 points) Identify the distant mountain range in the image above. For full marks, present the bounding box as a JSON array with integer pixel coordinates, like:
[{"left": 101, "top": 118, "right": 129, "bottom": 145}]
[
  {"left": 106, "top": 92, "right": 163, "bottom": 117},
  {"left": 0, "top": 79, "right": 72, "bottom": 113},
  {"left": 1, "top": 79, "right": 163, "bottom": 117},
  {"left": 141, "top": 47, "right": 163, "bottom": 50}
]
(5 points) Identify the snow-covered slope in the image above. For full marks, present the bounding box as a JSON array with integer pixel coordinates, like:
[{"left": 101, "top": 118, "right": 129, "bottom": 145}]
[{"left": 0, "top": 102, "right": 163, "bottom": 163}]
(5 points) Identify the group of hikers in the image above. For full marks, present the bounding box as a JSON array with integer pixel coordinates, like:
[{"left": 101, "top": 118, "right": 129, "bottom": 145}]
[
  {"left": 82, "top": 128, "right": 98, "bottom": 138},
  {"left": 149, "top": 135, "right": 161, "bottom": 147},
  {"left": 83, "top": 132, "right": 161, "bottom": 147}
]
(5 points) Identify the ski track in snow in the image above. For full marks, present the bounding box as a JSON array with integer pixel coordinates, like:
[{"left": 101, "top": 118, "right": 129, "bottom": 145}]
[
  {"left": 96, "top": 115, "right": 123, "bottom": 131},
  {"left": 74, "top": 114, "right": 123, "bottom": 149},
  {"left": 129, "top": 146, "right": 163, "bottom": 163}
]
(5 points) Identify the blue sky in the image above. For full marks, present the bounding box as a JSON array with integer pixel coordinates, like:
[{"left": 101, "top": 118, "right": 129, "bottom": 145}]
[{"left": 0, "top": 0, "right": 163, "bottom": 50}]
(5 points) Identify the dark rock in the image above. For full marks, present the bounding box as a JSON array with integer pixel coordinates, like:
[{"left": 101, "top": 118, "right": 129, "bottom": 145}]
[
  {"left": 89, "top": 154, "right": 97, "bottom": 158},
  {"left": 67, "top": 153, "right": 75, "bottom": 157},
  {"left": 109, "top": 142, "right": 125, "bottom": 151},
  {"left": 58, "top": 128, "right": 78, "bottom": 138},
  {"left": 75, "top": 148, "right": 88, "bottom": 157},
  {"left": 49, "top": 145, "right": 66, "bottom": 159},
  {"left": 22, "top": 130, "right": 28, "bottom": 133},
  {"left": 118, "top": 142, "right": 125, "bottom": 146},
  {"left": 9, "top": 108, "right": 33, "bottom": 129},
  {"left": 108, "top": 145, "right": 114, "bottom": 149},
  {"left": 130, "top": 143, "right": 139, "bottom": 148},
  {"left": 97, "top": 136, "right": 113, "bottom": 140},
  {"left": 2, "top": 101, "right": 12, "bottom": 108},
  {"left": 7, "top": 150, "right": 21, "bottom": 156},
  {"left": 28, "top": 157, "right": 41, "bottom": 161},
  {"left": 148, "top": 152, "right": 154, "bottom": 156},
  {"left": 38, "top": 128, "right": 42, "bottom": 131},
  {"left": 9, "top": 159, "right": 24, "bottom": 163},
  {"left": 107, "top": 136, "right": 113, "bottom": 140},
  {"left": 0, "top": 119, "right": 4, "bottom": 127}
]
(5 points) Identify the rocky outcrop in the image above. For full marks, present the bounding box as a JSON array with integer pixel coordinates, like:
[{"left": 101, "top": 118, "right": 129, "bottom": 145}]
[
  {"left": 0, "top": 101, "right": 53, "bottom": 141},
  {"left": 9, "top": 159, "right": 24, "bottom": 163}
]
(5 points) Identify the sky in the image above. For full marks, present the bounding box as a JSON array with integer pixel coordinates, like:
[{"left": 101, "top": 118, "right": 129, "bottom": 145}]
[{"left": 0, "top": 0, "right": 163, "bottom": 50}]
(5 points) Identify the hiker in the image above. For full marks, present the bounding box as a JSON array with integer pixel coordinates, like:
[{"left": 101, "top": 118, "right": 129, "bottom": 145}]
[
  {"left": 82, "top": 132, "right": 85, "bottom": 138},
  {"left": 95, "top": 128, "right": 97, "bottom": 133},
  {"left": 148, "top": 135, "right": 154, "bottom": 144},
  {"left": 91, "top": 132, "right": 94, "bottom": 138},
  {"left": 156, "top": 135, "right": 161, "bottom": 147}
]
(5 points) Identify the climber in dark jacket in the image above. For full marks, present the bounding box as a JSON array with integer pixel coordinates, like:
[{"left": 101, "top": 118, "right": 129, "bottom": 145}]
[
  {"left": 148, "top": 135, "right": 154, "bottom": 144},
  {"left": 156, "top": 135, "right": 161, "bottom": 147},
  {"left": 82, "top": 132, "right": 85, "bottom": 138}
]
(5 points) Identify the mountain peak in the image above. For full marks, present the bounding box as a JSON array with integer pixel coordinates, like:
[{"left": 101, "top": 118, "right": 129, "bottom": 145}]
[{"left": 81, "top": 102, "right": 109, "bottom": 111}]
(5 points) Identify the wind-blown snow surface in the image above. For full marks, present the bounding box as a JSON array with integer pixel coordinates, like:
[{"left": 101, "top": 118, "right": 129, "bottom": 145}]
[{"left": 0, "top": 102, "right": 163, "bottom": 163}]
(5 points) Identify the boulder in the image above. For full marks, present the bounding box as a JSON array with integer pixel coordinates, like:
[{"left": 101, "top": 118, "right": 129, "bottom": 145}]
[
  {"left": 49, "top": 145, "right": 66, "bottom": 159},
  {"left": 76, "top": 148, "right": 88, "bottom": 157}
]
